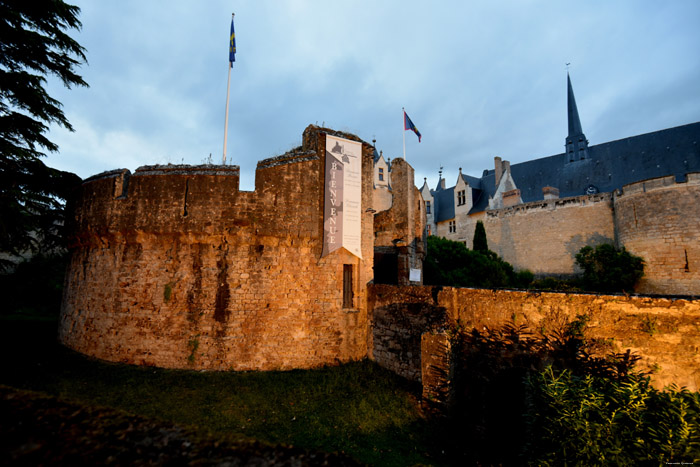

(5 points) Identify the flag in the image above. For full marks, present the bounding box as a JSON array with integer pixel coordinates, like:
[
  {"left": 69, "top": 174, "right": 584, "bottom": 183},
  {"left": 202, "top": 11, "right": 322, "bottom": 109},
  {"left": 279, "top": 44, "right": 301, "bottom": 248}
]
[
  {"left": 229, "top": 15, "right": 236, "bottom": 65},
  {"left": 404, "top": 111, "right": 421, "bottom": 142}
]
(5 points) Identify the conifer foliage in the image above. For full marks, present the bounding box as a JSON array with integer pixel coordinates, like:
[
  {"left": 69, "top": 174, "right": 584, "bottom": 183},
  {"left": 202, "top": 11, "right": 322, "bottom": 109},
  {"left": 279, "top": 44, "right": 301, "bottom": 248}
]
[
  {"left": 472, "top": 220, "right": 488, "bottom": 252},
  {"left": 0, "top": 0, "right": 86, "bottom": 266}
]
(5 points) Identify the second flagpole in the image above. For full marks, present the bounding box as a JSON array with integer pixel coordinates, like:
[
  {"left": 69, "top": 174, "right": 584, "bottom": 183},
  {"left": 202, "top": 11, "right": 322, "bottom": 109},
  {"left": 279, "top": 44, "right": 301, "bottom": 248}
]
[{"left": 402, "top": 107, "right": 406, "bottom": 160}]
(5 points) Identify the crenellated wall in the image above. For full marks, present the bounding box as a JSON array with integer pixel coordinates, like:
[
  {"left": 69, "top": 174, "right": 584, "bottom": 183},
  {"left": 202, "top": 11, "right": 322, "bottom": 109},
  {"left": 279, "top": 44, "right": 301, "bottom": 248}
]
[{"left": 59, "top": 126, "right": 376, "bottom": 371}]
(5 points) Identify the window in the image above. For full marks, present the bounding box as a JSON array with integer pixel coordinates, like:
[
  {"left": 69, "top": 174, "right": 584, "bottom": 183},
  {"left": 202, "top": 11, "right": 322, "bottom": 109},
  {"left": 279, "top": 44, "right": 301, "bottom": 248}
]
[
  {"left": 426, "top": 225, "right": 432, "bottom": 236},
  {"left": 343, "top": 264, "right": 353, "bottom": 308},
  {"left": 378, "top": 168, "right": 384, "bottom": 181},
  {"left": 449, "top": 220, "right": 456, "bottom": 233},
  {"left": 425, "top": 201, "right": 431, "bottom": 214},
  {"left": 457, "top": 190, "right": 466, "bottom": 206}
]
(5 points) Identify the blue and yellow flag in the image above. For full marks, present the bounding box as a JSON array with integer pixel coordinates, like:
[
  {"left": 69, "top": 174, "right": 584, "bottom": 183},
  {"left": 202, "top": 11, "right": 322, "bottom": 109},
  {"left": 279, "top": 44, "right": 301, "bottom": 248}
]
[
  {"left": 404, "top": 111, "right": 421, "bottom": 142},
  {"left": 229, "top": 15, "right": 236, "bottom": 65}
]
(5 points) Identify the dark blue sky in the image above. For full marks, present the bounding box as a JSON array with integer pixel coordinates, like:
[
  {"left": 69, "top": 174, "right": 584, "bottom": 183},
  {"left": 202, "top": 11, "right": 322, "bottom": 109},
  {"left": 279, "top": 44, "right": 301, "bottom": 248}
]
[{"left": 45, "top": 0, "right": 700, "bottom": 190}]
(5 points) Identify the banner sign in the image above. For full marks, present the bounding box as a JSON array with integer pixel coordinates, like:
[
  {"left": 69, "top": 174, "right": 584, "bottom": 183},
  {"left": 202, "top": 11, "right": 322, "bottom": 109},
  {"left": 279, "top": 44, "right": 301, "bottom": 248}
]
[{"left": 322, "top": 134, "right": 362, "bottom": 258}]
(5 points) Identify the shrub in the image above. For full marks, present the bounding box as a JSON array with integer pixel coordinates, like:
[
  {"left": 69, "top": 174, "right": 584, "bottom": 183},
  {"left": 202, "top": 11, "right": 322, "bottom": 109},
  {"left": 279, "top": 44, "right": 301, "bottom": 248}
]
[
  {"left": 528, "top": 276, "right": 582, "bottom": 292},
  {"left": 524, "top": 369, "right": 700, "bottom": 465},
  {"left": 423, "top": 236, "right": 523, "bottom": 289},
  {"left": 575, "top": 244, "right": 644, "bottom": 293},
  {"left": 473, "top": 220, "right": 488, "bottom": 252},
  {"left": 0, "top": 252, "right": 69, "bottom": 317},
  {"left": 445, "top": 320, "right": 700, "bottom": 465}
]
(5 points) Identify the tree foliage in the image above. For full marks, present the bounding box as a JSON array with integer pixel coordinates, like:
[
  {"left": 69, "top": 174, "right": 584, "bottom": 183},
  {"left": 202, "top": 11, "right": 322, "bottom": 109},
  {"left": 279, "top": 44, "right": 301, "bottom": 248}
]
[
  {"left": 445, "top": 320, "right": 700, "bottom": 465},
  {"left": 0, "top": 0, "right": 87, "bottom": 266},
  {"left": 575, "top": 243, "right": 645, "bottom": 293},
  {"left": 424, "top": 235, "right": 532, "bottom": 289}
]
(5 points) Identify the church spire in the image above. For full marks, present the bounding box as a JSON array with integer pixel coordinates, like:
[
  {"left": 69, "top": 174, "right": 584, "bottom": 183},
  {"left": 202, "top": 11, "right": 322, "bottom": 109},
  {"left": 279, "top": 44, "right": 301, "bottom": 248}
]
[{"left": 565, "top": 72, "right": 588, "bottom": 162}]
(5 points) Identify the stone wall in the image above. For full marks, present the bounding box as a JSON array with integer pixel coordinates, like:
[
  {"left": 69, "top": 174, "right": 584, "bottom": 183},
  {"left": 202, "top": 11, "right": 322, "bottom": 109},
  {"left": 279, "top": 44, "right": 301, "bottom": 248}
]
[
  {"left": 59, "top": 125, "right": 375, "bottom": 371},
  {"left": 446, "top": 173, "right": 700, "bottom": 295},
  {"left": 369, "top": 286, "right": 446, "bottom": 381},
  {"left": 456, "top": 193, "right": 616, "bottom": 276},
  {"left": 373, "top": 158, "right": 426, "bottom": 285},
  {"left": 614, "top": 173, "right": 700, "bottom": 295},
  {"left": 369, "top": 284, "right": 700, "bottom": 391}
]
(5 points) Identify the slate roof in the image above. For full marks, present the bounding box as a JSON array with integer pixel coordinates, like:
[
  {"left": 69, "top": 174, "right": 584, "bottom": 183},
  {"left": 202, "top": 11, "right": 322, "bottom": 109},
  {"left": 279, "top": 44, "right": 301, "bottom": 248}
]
[
  {"left": 434, "top": 186, "right": 455, "bottom": 222},
  {"left": 429, "top": 121, "right": 700, "bottom": 221}
]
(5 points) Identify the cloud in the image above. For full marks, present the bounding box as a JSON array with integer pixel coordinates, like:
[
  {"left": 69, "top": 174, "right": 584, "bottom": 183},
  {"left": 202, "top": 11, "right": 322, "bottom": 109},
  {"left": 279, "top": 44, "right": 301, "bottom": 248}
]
[{"left": 40, "top": 0, "right": 700, "bottom": 193}]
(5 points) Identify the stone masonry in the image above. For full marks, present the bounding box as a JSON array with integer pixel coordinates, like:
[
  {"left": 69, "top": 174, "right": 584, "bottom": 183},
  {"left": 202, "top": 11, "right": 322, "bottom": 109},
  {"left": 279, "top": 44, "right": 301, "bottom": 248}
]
[{"left": 59, "top": 125, "right": 376, "bottom": 371}]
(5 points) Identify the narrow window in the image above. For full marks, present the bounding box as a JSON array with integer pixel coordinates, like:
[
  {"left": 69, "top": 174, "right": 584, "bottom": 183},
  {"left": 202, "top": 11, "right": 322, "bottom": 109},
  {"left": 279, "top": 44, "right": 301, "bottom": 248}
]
[
  {"left": 378, "top": 168, "right": 384, "bottom": 181},
  {"left": 427, "top": 225, "right": 432, "bottom": 236},
  {"left": 343, "top": 264, "right": 353, "bottom": 308},
  {"left": 426, "top": 201, "right": 431, "bottom": 214}
]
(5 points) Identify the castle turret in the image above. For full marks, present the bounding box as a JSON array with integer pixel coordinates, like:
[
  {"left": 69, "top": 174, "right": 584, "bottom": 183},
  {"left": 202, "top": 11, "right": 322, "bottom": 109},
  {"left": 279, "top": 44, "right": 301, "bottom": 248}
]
[{"left": 565, "top": 73, "right": 589, "bottom": 162}]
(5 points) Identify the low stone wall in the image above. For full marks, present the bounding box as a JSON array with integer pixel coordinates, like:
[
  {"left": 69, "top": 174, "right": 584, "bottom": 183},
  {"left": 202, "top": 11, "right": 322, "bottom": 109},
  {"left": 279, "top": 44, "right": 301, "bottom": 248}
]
[
  {"left": 371, "top": 299, "right": 446, "bottom": 381},
  {"left": 369, "top": 284, "right": 700, "bottom": 391}
]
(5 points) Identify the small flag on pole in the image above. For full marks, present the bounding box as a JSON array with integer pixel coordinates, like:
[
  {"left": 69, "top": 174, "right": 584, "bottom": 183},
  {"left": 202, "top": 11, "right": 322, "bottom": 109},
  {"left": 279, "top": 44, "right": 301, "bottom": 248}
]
[
  {"left": 404, "top": 110, "right": 421, "bottom": 142},
  {"left": 229, "top": 15, "right": 236, "bottom": 65}
]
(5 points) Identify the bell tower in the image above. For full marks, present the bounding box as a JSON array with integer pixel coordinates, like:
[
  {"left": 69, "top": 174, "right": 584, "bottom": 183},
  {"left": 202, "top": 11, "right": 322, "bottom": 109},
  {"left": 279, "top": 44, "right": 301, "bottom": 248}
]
[{"left": 565, "top": 72, "right": 589, "bottom": 162}]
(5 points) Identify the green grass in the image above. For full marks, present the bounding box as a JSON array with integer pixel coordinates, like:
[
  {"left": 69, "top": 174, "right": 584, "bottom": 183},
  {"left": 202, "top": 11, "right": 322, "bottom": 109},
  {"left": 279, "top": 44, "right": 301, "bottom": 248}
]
[{"left": 0, "top": 316, "right": 443, "bottom": 466}]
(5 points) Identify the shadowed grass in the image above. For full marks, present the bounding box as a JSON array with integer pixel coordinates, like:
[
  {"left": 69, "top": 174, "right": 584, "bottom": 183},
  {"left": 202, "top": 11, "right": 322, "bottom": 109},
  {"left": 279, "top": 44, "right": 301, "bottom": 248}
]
[{"left": 0, "top": 317, "right": 443, "bottom": 466}]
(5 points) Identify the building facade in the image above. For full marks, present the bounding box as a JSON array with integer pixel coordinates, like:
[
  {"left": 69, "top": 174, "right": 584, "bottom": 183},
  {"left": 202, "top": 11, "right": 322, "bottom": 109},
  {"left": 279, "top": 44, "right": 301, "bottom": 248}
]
[{"left": 420, "top": 75, "right": 700, "bottom": 295}]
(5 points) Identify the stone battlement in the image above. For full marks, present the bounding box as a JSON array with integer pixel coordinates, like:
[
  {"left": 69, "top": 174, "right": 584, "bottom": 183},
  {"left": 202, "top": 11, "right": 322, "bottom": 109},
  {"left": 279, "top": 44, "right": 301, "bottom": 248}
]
[
  {"left": 617, "top": 172, "right": 700, "bottom": 197},
  {"left": 59, "top": 125, "right": 377, "bottom": 371},
  {"left": 485, "top": 191, "right": 612, "bottom": 218}
]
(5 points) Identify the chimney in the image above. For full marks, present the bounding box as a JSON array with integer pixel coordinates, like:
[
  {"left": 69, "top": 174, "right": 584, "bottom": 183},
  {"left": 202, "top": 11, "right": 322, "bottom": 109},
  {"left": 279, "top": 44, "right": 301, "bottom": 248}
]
[
  {"left": 494, "top": 157, "right": 502, "bottom": 184},
  {"left": 502, "top": 160, "right": 510, "bottom": 174},
  {"left": 542, "top": 186, "right": 560, "bottom": 200}
]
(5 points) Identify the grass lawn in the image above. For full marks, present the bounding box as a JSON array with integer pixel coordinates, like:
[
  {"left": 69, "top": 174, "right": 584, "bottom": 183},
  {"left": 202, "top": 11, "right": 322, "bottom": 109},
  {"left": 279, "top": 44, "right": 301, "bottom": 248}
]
[{"left": 0, "top": 315, "right": 446, "bottom": 466}]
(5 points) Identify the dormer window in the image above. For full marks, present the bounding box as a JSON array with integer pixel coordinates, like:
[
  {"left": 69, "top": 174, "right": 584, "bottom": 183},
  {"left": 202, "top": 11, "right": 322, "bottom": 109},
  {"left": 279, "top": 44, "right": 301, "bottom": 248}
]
[
  {"left": 425, "top": 201, "right": 431, "bottom": 214},
  {"left": 378, "top": 168, "right": 384, "bottom": 181},
  {"left": 457, "top": 190, "right": 466, "bottom": 206}
]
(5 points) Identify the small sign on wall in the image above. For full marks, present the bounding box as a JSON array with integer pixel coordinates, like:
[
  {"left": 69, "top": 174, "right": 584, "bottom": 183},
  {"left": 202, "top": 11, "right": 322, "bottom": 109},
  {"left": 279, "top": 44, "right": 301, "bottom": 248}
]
[
  {"left": 322, "top": 134, "right": 362, "bottom": 258},
  {"left": 409, "top": 268, "right": 422, "bottom": 282}
]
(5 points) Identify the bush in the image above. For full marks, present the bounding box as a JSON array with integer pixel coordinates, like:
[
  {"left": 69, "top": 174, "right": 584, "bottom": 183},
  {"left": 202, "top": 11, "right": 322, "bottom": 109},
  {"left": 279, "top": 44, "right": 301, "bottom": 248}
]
[
  {"left": 524, "top": 369, "right": 700, "bottom": 465},
  {"left": 0, "top": 252, "right": 68, "bottom": 317},
  {"left": 472, "top": 220, "right": 488, "bottom": 252},
  {"left": 575, "top": 244, "right": 644, "bottom": 293},
  {"left": 529, "top": 276, "right": 582, "bottom": 292},
  {"left": 423, "top": 236, "right": 526, "bottom": 289},
  {"left": 445, "top": 320, "right": 700, "bottom": 465}
]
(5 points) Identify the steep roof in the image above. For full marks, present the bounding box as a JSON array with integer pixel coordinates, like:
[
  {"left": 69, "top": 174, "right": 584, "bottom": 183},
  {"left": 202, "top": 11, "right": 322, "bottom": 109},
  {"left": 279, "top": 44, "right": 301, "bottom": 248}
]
[
  {"left": 567, "top": 73, "right": 584, "bottom": 137},
  {"left": 511, "top": 122, "right": 700, "bottom": 202},
  {"left": 430, "top": 121, "right": 700, "bottom": 221},
  {"left": 434, "top": 187, "right": 455, "bottom": 222}
]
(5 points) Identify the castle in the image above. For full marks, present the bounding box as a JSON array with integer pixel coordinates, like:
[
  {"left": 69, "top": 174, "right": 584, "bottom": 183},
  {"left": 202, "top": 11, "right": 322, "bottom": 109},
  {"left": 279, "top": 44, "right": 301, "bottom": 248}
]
[
  {"left": 58, "top": 121, "right": 700, "bottom": 391},
  {"left": 416, "top": 74, "right": 700, "bottom": 295},
  {"left": 59, "top": 125, "right": 425, "bottom": 371}
]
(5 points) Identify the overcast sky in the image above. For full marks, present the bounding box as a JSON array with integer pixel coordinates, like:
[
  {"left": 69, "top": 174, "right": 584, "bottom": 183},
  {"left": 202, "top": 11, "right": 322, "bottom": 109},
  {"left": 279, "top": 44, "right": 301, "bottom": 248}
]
[{"left": 44, "top": 0, "right": 700, "bottom": 191}]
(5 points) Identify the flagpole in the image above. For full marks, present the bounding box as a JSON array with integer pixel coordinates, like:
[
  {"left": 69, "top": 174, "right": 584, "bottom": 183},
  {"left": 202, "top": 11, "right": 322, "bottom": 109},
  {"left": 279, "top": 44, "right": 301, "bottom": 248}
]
[
  {"left": 222, "top": 12, "right": 234, "bottom": 165},
  {"left": 402, "top": 107, "right": 406, "bottom": 160},
  {"left": 223, "top": 62, "right": 231, "bottom": 164}
]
